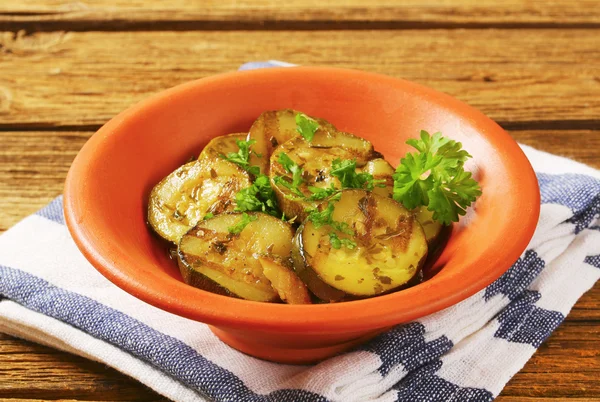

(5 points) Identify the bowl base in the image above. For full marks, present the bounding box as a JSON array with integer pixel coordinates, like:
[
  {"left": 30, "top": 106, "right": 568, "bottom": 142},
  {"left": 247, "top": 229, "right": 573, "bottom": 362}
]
[{"left": 209, "top": 326, "right": 383, "bottom": 364}]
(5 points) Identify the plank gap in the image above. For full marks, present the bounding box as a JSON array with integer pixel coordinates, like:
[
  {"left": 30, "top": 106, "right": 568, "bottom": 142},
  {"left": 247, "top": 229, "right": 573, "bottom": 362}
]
[{"left": 3, "top": 20, "right": 600, "bottom": 33}]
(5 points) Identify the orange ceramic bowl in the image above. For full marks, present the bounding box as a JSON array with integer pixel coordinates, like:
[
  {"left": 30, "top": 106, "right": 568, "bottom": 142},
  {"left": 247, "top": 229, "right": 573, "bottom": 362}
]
[{"left": 64, "top": 67, "right": 540, "bottom": 364}]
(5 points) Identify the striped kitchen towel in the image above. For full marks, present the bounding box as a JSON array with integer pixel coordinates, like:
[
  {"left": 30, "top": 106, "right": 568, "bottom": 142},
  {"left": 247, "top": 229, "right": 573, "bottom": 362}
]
[{"left": 0, "top": 61, "right": 599, "bottom": 402}]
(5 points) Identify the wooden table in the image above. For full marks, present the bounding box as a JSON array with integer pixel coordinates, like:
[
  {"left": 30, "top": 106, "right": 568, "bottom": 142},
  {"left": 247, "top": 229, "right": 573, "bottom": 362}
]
[{"left": 0, "top": 1, "right": 598, "bottom": 401}]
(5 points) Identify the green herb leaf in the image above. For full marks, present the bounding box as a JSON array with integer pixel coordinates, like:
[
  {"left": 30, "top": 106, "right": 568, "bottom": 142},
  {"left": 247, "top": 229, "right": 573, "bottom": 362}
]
[
  {"left": 227, "top": 213, "right": 258, "bottom": 234},
  {"left": 306, "top": 202, "right": 335, "bottom": 228},
  {"left": 306, "top": 201, "right": 355, "bottom": 236},
  {"left": 235, "top": 174, "right": 280, "bottom": 216},
  {"left": 295, "top": 113, "right": 319, "bottom": 142},
  {"left": 330, "top": 158, "right": 380, "bottom": 191},
  {"left": 274, "top": 152, "right": 305, "bottom": 197},
  {"left": 307, "top": 183, "right": 339, "bottom": 201},
  {"left": 306, "top": 200, "right": 356, "bottom": 249},
  {"left": 392, "top": 130, "right": 481, "bottom": 225},
  {"left": 203, "top": 212, "right": 214, "bottom": 220},
  {"left": 278, "top": 153, "right": 304, "bottom": 187},
  {"left": 328, "top": 232, "right": 357, "bottom": 250},
  {"left": 221, "top": 139, "right": 260, "bottom": 176}
]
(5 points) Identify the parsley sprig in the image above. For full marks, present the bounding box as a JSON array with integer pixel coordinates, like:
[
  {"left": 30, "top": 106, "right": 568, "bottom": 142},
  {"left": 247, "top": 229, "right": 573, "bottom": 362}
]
[
  {"left": 221, "top": 139, "right": 260, "bottom": 176},
  {"left": 392, "top": 130, "right": 481, "bottom": 225},
  {"left": 296, "top": 113, "right": 319, "bottom": 142}
]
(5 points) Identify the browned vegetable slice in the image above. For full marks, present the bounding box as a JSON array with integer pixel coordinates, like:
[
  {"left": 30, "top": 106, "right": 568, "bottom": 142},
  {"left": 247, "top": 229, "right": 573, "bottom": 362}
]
[
  {"left": 293, "top": 190, "right": 428, "bottom": 297},
  {"left": 269, "top": 130, "right": 380, "bottom": 221},
  {"left": 247, "top": 109, "right": 338, "bottom": 174},
  {"left": 414, "top": 206, "right": 444, "bottom": 246},
  {"left": 362, "top": 158, "right": 395, "bottom": 198},
  {"left": 147, "top": 157, "right": 251, "bottom": 243},
  {"left": 198, "top": 132, "right": 247, "bottom": 161},
  {"left": 178, "top": 212, "right": 294, "bottom": 302},
  {"left": 359, "top": 158, "right": 445, "bottom": 246},
  {"left": 291, "top": 231, "right": 347, "bottom": 302},
  {"left": 259, "top": 256, "right": 312, "bottom": 304},
  {"left": 355, "top": 159, "right": 446, "bottom": 246}
]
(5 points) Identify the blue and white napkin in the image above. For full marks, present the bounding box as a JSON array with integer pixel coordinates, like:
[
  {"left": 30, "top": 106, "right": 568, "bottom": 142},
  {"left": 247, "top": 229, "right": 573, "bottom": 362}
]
[{"left": 1, "top": 62, "right": 599, "bottom": 402}]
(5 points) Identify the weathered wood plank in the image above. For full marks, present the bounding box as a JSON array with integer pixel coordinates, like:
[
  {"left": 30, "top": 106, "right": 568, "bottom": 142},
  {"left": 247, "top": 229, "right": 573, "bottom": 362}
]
[
  {"left": 0, "top": 0, "right": 599, "bottom": 29},
  {"left": 568, "top": 284, "right": 600, "bottom": 322},
  {"left": 0, "top": 30, "right": 599, "bottom": 128},
  {"left": 0, "top": 336, "right": 166, "bottom": 401}
]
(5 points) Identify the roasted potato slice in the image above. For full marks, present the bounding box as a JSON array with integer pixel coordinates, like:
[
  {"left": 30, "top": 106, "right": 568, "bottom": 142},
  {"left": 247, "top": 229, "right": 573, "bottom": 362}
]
[
  {"left": 292, "top": 190, "right": 428, "bottom": 297},
  {"left": 259, "top": 256, "right": 311, "bottom": 304},
  {"left": 148, "top": 157, "right": 251, "bottom": 243},
  {"left": 269, "top": 130, "right": 380, "bottom": 221},
  {"left": 178, "top": 212, "right": 294, "bottom": 302},
  {"left": 248, "top": 109, "right": 338, "bottom": 174},
  {"left": 198, "top": 132, "right": 247, "bottom": 161}
]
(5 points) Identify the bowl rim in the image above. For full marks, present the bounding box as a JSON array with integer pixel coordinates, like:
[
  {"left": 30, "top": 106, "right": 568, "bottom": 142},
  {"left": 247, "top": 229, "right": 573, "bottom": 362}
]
[{"left": 64, "top": 66, "right": 540, "bottom": 333}]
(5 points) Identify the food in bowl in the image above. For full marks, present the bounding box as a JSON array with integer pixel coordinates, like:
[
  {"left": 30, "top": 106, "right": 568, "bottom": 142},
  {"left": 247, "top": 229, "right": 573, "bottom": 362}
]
[
  {"left": 147, "top": 109, "right": 481, "bottom": 304},
  {"left": 65, "top": 67, "right": 539, "bottom": 363}
]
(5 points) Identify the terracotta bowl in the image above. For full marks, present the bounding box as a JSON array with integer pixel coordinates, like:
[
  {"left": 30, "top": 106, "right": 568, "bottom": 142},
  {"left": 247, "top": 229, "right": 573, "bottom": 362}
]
[{"left": 64, "top": 67, "right": 540, "bottom": 364}]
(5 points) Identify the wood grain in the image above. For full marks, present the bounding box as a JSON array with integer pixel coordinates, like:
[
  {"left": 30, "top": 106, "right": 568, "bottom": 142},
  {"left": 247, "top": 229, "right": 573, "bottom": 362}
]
[
  {"left": 0, "top": 2, "right": 599, "bottom": 399},
  {"left": 0, "top": 30, "right": 599, "bottom": 128},
  {"left": 0, "top": 0, "right": 599, "bottom": 30},
  {"left": 0, "top": 334, "right": 167, "bottom": 400}
]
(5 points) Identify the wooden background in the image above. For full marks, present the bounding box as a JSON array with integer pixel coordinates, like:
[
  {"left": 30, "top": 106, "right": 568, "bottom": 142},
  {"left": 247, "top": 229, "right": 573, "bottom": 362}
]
[{"left": 0, "top": 1, "right": 598, "bottom": 401}]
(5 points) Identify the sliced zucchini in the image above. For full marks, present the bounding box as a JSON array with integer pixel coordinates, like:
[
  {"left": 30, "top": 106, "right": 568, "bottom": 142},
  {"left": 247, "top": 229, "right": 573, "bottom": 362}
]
[
  {"left": 259, "top": 256, "right": 312, "bottom": 304},
  {"left": 413, "top": 206, "right": 444, "bottom": 246},
  {"left": 269, "top": 130, "right": 380, "bottom": 221},
  {"left": 178, "top": 212, "right": 294, "bottom": 302},
  {"left": 247, "top": 109, "right": 338, "bottom": 174},
  {"left": 362, "top": 158, "right": 395, "bottom": 198},
  {"left": 198, "top": 132, "right": 247, "bottom": 161},
  {"left": 292, "top": 190, "right": 428, "bottom": 297},
  {"left": 291, "top": 231, "right": 347, "bottom": 302},
  {"left": 148, "top": 157, "right": 251, "bottom": 243}
]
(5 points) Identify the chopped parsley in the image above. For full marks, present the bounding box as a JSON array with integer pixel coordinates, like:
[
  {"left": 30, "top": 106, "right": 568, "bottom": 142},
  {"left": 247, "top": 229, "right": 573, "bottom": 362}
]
[
  {"left": 273, "top": 152, "right": 305, "bottom": 197},
  {"left": 306, "top": 201, "right": 356, "bottom": 249},
  {"left": 221, "top": 139, "right": 260, "bottom": 176},
  {"left": 330, "top": 158, "right": 386, "bottom": 191},
  {"left": 227, "top": 213, "right": 257, "bottom": 234},
  {"left": 235, "top": 174, "right": 280, "bottom": 216},
  {"left": 329, "top": 232, "right": 357, "bottom": 250},
  {"left": 296, "top": 113, "right": 319, "bottom": 142},
  {"left": 307, "top": 183, "right": 338, "bottom": 201}
]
